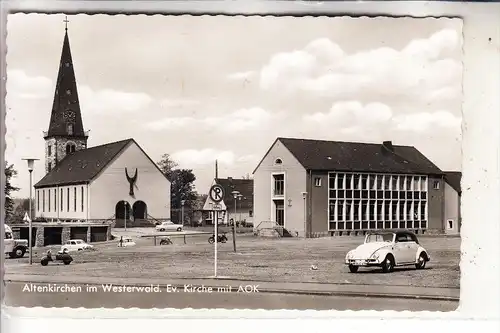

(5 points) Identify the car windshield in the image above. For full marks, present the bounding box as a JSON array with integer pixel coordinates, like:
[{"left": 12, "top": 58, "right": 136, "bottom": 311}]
[{"left": 365, "top": 233, "right": 394, "bottom": 243}]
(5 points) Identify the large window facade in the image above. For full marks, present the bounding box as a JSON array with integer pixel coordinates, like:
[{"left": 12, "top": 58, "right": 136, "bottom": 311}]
[{"left": 328, "top": 172, "right": 428, "bottom": 231}]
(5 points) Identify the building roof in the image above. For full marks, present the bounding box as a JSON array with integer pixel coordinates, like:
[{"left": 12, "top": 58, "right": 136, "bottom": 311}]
[
  {"left": 254, "top": 137, "right": 443, "bottom": 175},
  {"left": 215, "top": 178, "right": 253, "bottom": 210},
  {"left": 444, "top": 171, "right": 462, "bottom": 194},
  {"left": 35, "top": 139, "right": 133, "bottom": 188},
  {"left": 45, "top": 28, "right": 87, "bottom": 139}
]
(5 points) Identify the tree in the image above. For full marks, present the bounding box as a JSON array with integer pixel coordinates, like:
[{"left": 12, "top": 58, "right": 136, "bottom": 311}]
[
  {"left": 5, "top": 162, "right": 20, "bottom": 222},
  {"left": 170, "top": 169, "right": 197, "bottom": 209},
  {"left": 157, "top": 154, "right": 198, "bottom": 222},
  {"left": 157, "top": 153, "right": 178, "bottom": 181},
  {"left": 12, "top": 198, "right": 35, "bottom": 222}
]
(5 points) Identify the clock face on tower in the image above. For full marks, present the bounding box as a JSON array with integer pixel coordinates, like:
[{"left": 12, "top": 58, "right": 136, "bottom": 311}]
[{"left": 63, "top": 110, "right": 76, "bottom": 122}]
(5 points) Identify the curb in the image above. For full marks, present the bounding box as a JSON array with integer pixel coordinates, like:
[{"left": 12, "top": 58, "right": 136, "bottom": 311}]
[{"left": 4, "top": 278, "right": 459, "bottom": 302}]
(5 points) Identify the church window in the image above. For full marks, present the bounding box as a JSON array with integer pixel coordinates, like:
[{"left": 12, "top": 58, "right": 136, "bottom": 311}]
[
  {"left": 65, "top": 62, "right": 70, "bottom": 67},
  {"left": 67, "top": 188, "right": 70, "bottom": 212},
  {"left": 48, "top": 190, "right": 51, "bottom": 212},
  {"left": 66, "top": 143, "right": 76, "bottom": 154},
  {"left": 74, "top": 187, "right": 77, "bottom": 212},
  {"left": 66, "top": 89, "right": 71, "bottom": 95},
  {"left": 81, "top": 187, "right": 84, "bottom": 212},
  {"left": 42, "top": 190, "right": 45, "bottom": 212},
  {"left": 48, "top": 145, "right": 52, "bottom": 156},
  {"left": 37, "top": 191, "right": 39, "bottom": 211},
  {"left": 61, "top": 188, "right": 64, "bottom": 211},
  {"left": 67, "top": 124, "right": 74, "bottom": 135},
  {"left": 48, "top": 162, "right": 52, "bottom": 172},
  {"left": 54, "top": 189, "right": 57, "bottom": 212}
]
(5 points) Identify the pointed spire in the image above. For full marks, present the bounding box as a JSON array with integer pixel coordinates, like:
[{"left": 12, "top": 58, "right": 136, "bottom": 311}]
[{"left": 45, "top": 21, "right": 87, "bottom": 139}]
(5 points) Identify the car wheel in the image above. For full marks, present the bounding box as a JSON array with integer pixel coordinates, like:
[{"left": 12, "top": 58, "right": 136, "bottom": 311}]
[
  {"left": 382, "top": 255, "right": 395, "bottom": 273},
  {"left": 160, "top": 228, "right": 165, "bottom": 232},
  {"left": 415, "top": 253, "right": 427, "bottom": 269},
  {"left": 177, "top": 227, "right": 182, "bottom": 232},
  {"left": 63, "top": 260, "right": 71, "bottom": 265},
  {"left": 348, "top": 265, "right": 359, "bottom": 273},
  {"left": 15, "top": 247, "right": 26, "bottom": 258},
  {"left": 41, "top": 258, "right": 49, "bottom": 266}
]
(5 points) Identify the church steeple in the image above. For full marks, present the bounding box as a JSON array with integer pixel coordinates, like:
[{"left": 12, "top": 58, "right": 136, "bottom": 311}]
[
  {"left": 44, "top": 18, "right": 89, "bottom": 174},
  {"left": 45, "top": 19, "right": 86, "bottom": 138}
]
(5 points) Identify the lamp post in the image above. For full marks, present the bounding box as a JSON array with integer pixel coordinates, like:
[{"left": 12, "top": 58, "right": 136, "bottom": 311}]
[
  {"left": 237, "top": 194, "right": 243, "bottom": 224},
  {"left": 124, "top": 200, "right": 127, "bottom": 231},
  {"left": 22, "top": 158, "right": 39, "bottom": 265},
  {"left": 301, "top": 191, "right": 307, "bottom": 238},
  {"left": 231, "top": 190, "right": 239, "bottom": 252},
  {"left": 181, "top": 200, "right": 186, "bottom": 225}
]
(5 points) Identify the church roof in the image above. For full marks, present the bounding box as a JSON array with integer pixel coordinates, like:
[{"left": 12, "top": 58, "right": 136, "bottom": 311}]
[
  {"left": 35, "top": 139, "right": 133, "bottom": 188},
  {"left": 45, "top": 28, "right": 87, "bottom": 138}
]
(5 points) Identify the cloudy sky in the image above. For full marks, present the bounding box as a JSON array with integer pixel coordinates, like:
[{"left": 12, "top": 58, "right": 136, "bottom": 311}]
[{"left": 6, "top": 14, "right": 462, "bottom": 198}]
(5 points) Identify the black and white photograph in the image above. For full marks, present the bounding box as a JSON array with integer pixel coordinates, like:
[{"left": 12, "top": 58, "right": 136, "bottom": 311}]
[{"left": 3, "top": 13, "right": 463, "bottom": 312}]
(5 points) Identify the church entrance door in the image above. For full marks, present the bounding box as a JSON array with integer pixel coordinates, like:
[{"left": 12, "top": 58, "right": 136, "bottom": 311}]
[{"left": 132, "top": 201, "right": 147, "bottom": 220}]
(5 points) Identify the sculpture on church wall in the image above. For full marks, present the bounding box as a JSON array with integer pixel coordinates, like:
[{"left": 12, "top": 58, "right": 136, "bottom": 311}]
[{"left": 125, "top": 167, "right": 138, "bottom": 196}]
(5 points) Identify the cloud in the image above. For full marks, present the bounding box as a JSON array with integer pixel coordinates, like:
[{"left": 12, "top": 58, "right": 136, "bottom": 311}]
[
  {"left": 227, "top": 71, "right": 255, "bottom": 80},
  {"left": 304, "top": 101, "right": 393, "bottom": 127},
  {"left": 144, "top": 107, "right": 278, "bottom": 132},
  {"left": 259, "top": 29, "right": 462, "bottom": 102},
  {"left": 159, "top": 98, "right": 201, "bottom": 108},
  {"left": 393, "top": 110, "right": 462, "bottom": 133},
  {"left": 79, "top": 86, "right": 153, "bottom": 113},
  {"left": 171, "top": 149, "right": 236, "bottom": 167},
  {"left": 7, "top": 69, "right": 53, "bottom": 100}
]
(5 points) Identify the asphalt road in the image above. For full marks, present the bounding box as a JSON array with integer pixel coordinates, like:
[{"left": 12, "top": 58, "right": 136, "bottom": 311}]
[{"left": 4, "top": 282, "right": 458, "bottom": 311}]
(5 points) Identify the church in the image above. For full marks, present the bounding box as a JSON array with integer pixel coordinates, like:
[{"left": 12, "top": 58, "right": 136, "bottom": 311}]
[{"left": 32, "top": 24, "right": 171, "bottom": 232}]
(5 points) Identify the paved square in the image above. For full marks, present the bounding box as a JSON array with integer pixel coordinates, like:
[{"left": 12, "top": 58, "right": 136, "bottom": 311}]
[{"left": 5, "top": 233, "right": 460, "bottom": 289}]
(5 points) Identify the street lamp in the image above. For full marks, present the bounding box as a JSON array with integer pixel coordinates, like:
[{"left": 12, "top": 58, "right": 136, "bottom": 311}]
[
  {"left": 22, "top": 158, "right": 39, "bottom": 265},
  {"left": 301, "top": 191, "right": 307, "bottom": 238},
  {"left": 231, "top": 190, "right": 240, "bottom": 252},
  {"left": 237, "top": 194, "right": 243, "bottom": 225},
  {"left": 124, "top": 200, "right": 128, "bottom": 231},
  {"left": 181, "top": 200, "right": 186, "bottom": 226}
]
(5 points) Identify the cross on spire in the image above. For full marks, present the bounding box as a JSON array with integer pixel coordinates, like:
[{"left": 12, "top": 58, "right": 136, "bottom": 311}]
[{"left": 63, "top": 15, "right": 69, "bottom": 31}]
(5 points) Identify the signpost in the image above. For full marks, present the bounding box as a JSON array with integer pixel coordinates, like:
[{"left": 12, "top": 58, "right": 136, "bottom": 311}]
[{"left": 209, "top": 184, "right": 224, "bottom": 277}]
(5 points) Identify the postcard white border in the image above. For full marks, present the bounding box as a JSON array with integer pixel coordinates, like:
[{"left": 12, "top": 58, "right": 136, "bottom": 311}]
[{"left": 1, "top": 0, "right": 499, "bottom": 332}]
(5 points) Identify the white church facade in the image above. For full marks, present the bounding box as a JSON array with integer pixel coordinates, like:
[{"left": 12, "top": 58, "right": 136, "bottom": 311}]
[{"left": 34, "top": 138, "right": 171, "bottom": 223}]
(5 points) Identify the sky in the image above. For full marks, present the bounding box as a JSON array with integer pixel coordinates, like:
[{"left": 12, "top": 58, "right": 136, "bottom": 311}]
[{"left": 5, "top": 14, "right": 463, "bottom": 198}]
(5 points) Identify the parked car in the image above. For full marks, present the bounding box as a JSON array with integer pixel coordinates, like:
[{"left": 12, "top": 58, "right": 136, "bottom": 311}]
[
  {"left": 345, "top": 230, "right": 430, "bottom": 273},
  {"left": 60, "top": 239, "right": 94, "bottom": 253},
  {"left": 117, "top": 236, "right": 136, "bottom": 247},
  {"left": 155, "top": 221, "right": 183, "bottom": 232}
]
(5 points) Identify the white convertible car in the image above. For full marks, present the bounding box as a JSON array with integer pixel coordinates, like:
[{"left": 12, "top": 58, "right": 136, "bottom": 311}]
[{"left": 345, "top": 231, "right": 430, "bottom": 273}]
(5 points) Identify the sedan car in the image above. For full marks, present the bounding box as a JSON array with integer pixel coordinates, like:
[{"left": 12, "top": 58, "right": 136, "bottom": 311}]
[
  {"left": 60, "top": 239, "right": 94, "bottom": 253},
  {"left": 345, "top": 231, "right": 430, "bottom": 273},
  {"left": 155, "top": 221, "right": 183, "bottom": 232}
]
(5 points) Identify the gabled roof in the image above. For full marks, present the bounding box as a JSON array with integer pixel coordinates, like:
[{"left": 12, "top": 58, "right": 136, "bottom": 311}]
[
  {"left": 215, "top": 178, "right": 253, "bottom": 210},
  {"left": 444, "top": 171, "right": 462, "bottom": 194},
  {"left": 46, "top": 28, "right": 86, "bottom": 139},
  {"left": 254, "top": 137, "right": 443, "bottom": 175},
  {"left": 35, "top": 139, "right": 133, "bottom": 188}
]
